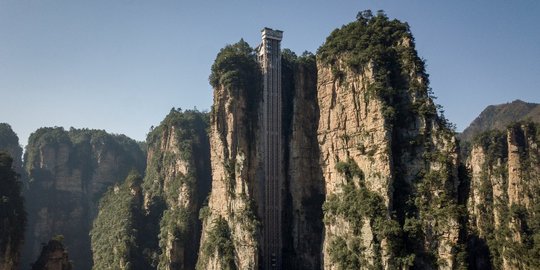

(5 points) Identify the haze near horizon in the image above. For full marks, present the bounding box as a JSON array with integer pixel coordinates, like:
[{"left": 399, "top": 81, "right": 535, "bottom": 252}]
[{"left": 1, "top": 0, "right": 538, "bottom": 145}]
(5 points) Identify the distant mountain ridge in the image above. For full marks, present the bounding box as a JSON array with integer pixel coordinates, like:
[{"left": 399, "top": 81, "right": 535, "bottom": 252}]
[{"left": 460, "top": 99, "right": 540, "bottom": 142}]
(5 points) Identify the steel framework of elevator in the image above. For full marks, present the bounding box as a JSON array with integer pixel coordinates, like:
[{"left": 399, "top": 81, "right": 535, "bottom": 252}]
[{"left": 257, "top": 27, "right": 283, "bottom": 270}]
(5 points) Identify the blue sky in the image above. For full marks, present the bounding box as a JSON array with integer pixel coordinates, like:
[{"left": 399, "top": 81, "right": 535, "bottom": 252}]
[{"left": 1, "top": 0, "right": 538, "bottom": 146}]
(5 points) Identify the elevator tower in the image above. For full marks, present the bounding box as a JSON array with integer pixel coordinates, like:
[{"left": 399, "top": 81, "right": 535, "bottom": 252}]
[{"left": 257, "top": 27, "right": 283, "bottom": 269}]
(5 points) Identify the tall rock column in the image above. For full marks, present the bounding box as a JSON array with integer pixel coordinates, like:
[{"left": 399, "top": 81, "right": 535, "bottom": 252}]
[
  {"left": 197, "top": 40, "right": 262, "bottom": 270},
  {"left": 281, "top": 51, "right": 325, "bottom": 269},
  {"left": 467, "top": 122, "right": 540, "bottom": 269},
  {"left": 317, "top": 13, "right": 462, "bottom": 269},
  {"left": 142, "top": 109, "right": 211, "bottom": 270}
]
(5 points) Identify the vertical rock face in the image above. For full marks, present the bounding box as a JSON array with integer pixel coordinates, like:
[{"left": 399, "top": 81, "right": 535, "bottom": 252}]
[
  {"left": 467, "top": 122, "right": 540, "bottom": 269},
  {"left": 281, "top": 51, "right": 325, "bottom": 269},
  {"left": 197, "top": 40, "right": 262, "bottom": 270},
  {"left": 89, "top": 109, "right": 211, "bottom": 270},
  {"left": 31, "top": 238, "right": 72, "bottom": 270},
  {"left": 199, "top": 42, "right": 325, "bottom": 269},
  {"left": 23, "top": 128, "right": 146, "bottom": 270},
  {"left": 199, "top": 14, "right": 465, "bottom": 270},
  {"left": 0, "top": 152, "right": 26, "bottom": 270},
  {"left": 142, "top": 109, "right": 211, "bottom": 270},
  {"left": 317, "top": 14, "right": 461, "bottom": 269}
]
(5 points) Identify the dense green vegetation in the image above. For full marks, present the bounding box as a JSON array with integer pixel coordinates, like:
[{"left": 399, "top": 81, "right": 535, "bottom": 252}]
[
  {"left": 142, "top": 108, "right": 211, "bottom": 270},
  {"left": 391, "top": 144, "right": 464, "bottom": 269},
  {"left": 325, "top": 157, "right": 463, "bottom": 268},
  {"left": 467, "top": 122, "right": 540, "bottom": 269},
  {"left": 468, "top": 128, "right": 509, "bottom": 269},
  {"left": 24, "top": 127, "right": 146, "bottom": 202},
  {"left": 0, "top": 123, "right": 23, "bottom": 169},
  {"left": 0, "top": 152, "right": 26, "bottom": 268},
  {"left": 157, "top": 207, "right": 191, "bottom": 269},
  {"left": 209, "top": 39, "right": 261, "bottom": 93},
  {"left": 197, "top": 217, "right": 236, "bottom": 270},
  {"left": 319, "top": 10, "right": 415, "bottom": 70},
  {"left": 209, "top": 39, "right": 260, "bottom": 108},
  {"left": 209, "top": 38, "right": 264, "bottom": 196},
  {"left": 90, "top": 109, "right": 211, "bottom": 269},
  {"left": 90, "top": 171, "right": 148, "bottom": 270},
  {"left": 202, "top": 40, "right": 264, "bottom": 270},
  {"left": 25, "top": 127, "right": 146, "bottom": 181},
  {"left": 323, "top": 159, "right": 404, "bottom": 269},
  {"left": 318, "top": 11, "right": 441, "bottom": 125},
  {"left": 473, "top": 129, "right": 508, "bottom": 165},
  {"left": 0, "top": 124, "right": 19, "bottom": 150},
  {"left": 319, "top": 11, "right": 464, "bottom": 269},
  {"left": 144, "top": 108, "right": 209, "bottom": 199}
]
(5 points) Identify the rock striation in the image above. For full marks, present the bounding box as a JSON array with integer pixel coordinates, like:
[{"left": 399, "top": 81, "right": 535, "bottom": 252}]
[
  {"left": 143, "top": 109, "right": 211, "bottom": 270},
  {"left": 466, "top": 122, "right": 540, "bottom": 269},
  {"left": 197, "top": 40, "right": 263, "bottom": 270},
  {"left": 281, "top": 51, "right": 325, "bottom": 269},
  {"left": 90, "top": 109, "right": 211, "bottom": 270},
  {"left": 197, "top": 12, "right": 467, "bottom": 270},
  {"left": 22, "top": 127, "right": 146, "bottom": 270},
  {"left": 85, "top": 13, "right": 540, "bottom": 270},
  {"left": 317, "top": 13, "right": 462, "bottom": 269}
]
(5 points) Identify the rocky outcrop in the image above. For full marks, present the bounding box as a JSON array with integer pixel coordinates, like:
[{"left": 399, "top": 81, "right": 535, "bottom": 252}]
[
  {"left": 0, "top": 123, "right": 23, "bottom": 172},
  {"left": 31, "top": 238, "right": 72, "bottom": 270},
  {"left": 198, "top": 13, "right": 466, "bottom": 270},
  {"left": 88, "top": 109, "right": 211, "bottom": 270},
  {"left": 0, "top": 152, "right": 26, "bottom": 270},
  {"left": 317, "top": 13, "right": 462, "bottom": 269},
  {"left": 142, "top": 109, "right": 211, "bottom": 270},
  {"left": 281, "top": 51, "right": 325, "bottom": 269},
  {"left": 90, "top": 171, "right": 147, "bottom": 270},
  {"left": 466, "top": 122, "right": 540, "bottom": 269},
  {"left": 198, "top": 43, "right": 326, "bottom": 269},
  {"left": 197, "top": 40, "right": 262, "bottom": 270},
  {"left": 23, "top": 128, "right": 146, "bottom": 270}
]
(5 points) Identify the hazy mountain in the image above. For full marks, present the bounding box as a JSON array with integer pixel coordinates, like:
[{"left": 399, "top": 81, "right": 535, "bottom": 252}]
[
  {"left": 460, "top": 99, "right": 540, "bottom": 142},
  {"left": 22, "top": 127, "right": 146, "bottom": 270}
]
